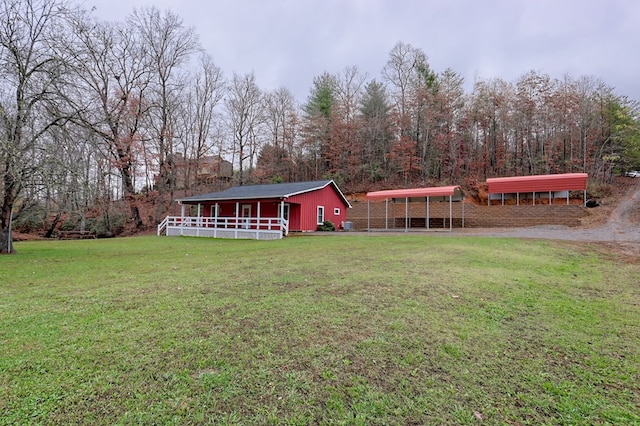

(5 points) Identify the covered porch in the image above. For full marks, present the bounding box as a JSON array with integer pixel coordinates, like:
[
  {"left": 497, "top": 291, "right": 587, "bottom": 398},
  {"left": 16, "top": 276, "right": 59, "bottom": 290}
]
[{"left": 158, "top": 199, "right": 290, "bottom": 240}]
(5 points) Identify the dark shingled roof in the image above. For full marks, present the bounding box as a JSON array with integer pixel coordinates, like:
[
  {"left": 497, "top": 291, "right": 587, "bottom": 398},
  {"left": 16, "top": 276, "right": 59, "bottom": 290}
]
[{"left": 176, "top": 180, "right": 351, "bottom": 207}]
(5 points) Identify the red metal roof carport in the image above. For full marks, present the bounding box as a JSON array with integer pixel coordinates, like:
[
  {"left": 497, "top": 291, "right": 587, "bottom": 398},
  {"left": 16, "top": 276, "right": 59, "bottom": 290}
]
[
  {"left": 486, "top": 173, "right": 588, "bottom": 205},
  {"left": 366, "top": 186, "right": 465, "bottom": 232}
]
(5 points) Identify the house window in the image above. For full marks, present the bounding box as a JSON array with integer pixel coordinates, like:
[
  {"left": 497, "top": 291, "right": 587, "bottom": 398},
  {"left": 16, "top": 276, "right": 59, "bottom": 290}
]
[
  {"left": 317, "top": 206, "right": 325, "bottom": 224},
  {"left": 334, "top": 207, "right": 340, "bottom": 216}
]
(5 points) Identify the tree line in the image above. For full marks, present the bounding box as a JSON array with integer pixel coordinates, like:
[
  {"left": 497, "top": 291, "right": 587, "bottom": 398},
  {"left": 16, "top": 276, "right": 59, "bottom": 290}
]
[{"left": 2, "top": 0, "right": 639, "bottom": 253}]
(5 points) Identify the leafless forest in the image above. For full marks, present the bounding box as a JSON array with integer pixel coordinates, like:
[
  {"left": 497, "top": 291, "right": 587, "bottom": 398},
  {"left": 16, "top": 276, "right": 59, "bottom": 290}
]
[{"left": 2, "top": 0, "right": 639, "bottom": 252}]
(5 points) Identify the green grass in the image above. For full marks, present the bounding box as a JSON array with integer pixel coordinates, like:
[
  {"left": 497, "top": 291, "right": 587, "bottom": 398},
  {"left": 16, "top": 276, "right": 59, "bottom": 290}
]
[{"left": 1, "top": 235, "right": 639, "bottom": 425}]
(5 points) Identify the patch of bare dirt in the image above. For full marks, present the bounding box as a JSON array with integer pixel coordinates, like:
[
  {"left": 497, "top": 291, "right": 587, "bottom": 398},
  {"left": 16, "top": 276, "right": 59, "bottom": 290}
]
[{"left": 581, "top": 176, "right": 640, "bottom": 227}]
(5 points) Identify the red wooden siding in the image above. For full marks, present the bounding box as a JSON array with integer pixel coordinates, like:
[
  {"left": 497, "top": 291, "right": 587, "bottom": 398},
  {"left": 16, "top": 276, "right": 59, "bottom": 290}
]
[
  {"left": 288, "top": 185, "right": 348, "bottom": 231},
  {"left": 288, "top": 204, "right": 301, "bottom": 231}
]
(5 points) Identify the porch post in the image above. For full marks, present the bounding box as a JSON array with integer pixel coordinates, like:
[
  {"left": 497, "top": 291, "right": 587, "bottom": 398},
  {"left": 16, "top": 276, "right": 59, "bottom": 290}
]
[
  {"left": 280, "top": 200, "right": 286, "bottom": 236},
  {"left": 214, "top": 203, "right": 218, "bottom": 238},
  {"left": 197, "top": 204, "right": 202, "bottom": 236},
  {"left": 180, "top": 203, "right": 186, "bottom": 236},
  {"left": 257, "top": 201, "right": 261, "bottom": 238},
  {"left": 235, "top": 201, "right": 239, "bottom": 239}
]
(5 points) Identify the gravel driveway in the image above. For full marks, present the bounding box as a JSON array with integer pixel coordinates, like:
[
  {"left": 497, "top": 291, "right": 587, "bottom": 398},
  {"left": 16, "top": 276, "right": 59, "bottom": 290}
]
[{"left": 458, "top": 181, "right": 640, "bottom": 243}]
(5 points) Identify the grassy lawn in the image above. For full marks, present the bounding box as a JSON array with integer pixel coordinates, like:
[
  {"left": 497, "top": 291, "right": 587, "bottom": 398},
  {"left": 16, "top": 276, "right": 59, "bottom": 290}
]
[{"left": 1, "top": 235, "right": 639, "bottom": 425}]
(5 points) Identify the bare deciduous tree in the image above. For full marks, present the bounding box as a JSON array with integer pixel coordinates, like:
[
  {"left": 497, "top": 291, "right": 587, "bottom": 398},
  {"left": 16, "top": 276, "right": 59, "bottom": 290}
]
[
  {"left": 259, "top": 87, "right": 299, "bottom": 181},
  {"left": 225, "top": 72, "right": 264, "bottom": 185},
  {"left": 66, "top": 14, "right": 151, "bottom": 229},
  {"left": 130, "top": 6, "right": 200, "bottom": 221},
  {"left": 0, "top": 0, "right": 71, "bottom": 253},
  {"left": 176, "top": 53, "right": 225, "bottom": 191}
]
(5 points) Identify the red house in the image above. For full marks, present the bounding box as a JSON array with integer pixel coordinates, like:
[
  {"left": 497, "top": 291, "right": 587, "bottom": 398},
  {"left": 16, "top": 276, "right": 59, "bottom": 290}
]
[{"left": 158, "top": 180, "right": 351, "bottom": 240}]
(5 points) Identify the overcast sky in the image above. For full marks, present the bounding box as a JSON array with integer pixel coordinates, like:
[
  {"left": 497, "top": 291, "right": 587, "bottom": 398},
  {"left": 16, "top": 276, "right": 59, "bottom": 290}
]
[{"left": 85, "top": 0, "right": 640, "bottom": 104}]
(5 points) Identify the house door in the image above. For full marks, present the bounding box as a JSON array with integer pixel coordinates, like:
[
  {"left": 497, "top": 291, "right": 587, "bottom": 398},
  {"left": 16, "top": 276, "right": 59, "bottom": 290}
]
[
  {"left": 241, "top": 204, "right": 251, "bottom": 229},
  {"left": 281, "top": 203, "right": 290, "bottom": 221}
]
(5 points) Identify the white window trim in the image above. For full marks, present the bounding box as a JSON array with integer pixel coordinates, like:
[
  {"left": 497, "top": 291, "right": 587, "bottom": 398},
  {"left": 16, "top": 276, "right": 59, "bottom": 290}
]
[
  {"left": 280, "top": 203, "right": 290, "bottom": 220},
  {"left": 334, "top": 207, "right": 340, "bottom": 215},
  {"left": 317, "top": 206, "right": 325, "bottom": 225}
]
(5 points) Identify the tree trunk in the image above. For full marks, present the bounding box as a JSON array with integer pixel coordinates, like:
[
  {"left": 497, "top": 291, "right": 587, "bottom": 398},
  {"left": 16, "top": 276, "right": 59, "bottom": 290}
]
[
  {"left": 130, "top": 203, "right": 143, "bottom": 230},
  {"left": 1, "top": 179, "right": 16, "bottom": 254},
  {"left": 118, "top": 147, "right": 144, "bottom": 230},
  {"left": 44, "top": 212, "right": 63, "bottom": 239},
  {"left": 0, "top": 227, "right": 14, "bottom": 254},
  {"left": 1, "top": 209, "right": 15, "bottom": 254}
]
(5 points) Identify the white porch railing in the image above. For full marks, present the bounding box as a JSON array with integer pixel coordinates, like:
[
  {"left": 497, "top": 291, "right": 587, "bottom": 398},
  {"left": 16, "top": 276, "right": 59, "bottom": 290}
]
[{"left": 158, "top": 216, "right": 289, "bottom": 240}]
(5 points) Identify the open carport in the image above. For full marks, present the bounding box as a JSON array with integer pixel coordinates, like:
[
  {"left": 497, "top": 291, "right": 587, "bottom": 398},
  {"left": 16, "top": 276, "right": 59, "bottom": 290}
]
[
  {"left": 486, "top": 173, "right": 588, "bottom": 206},
  {"left": 366, "top": 186, "right": 465, "bottom": 232}
]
